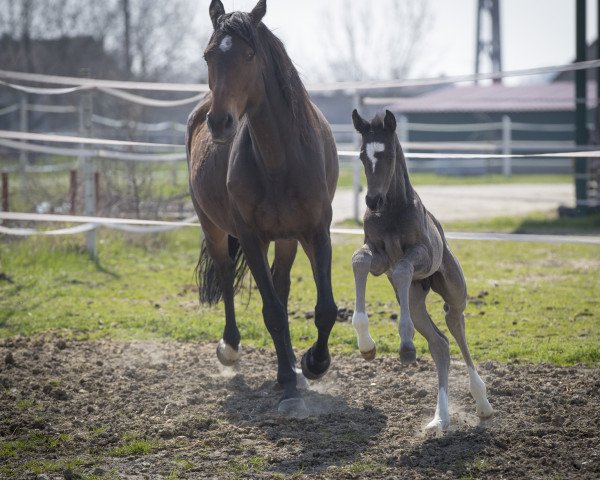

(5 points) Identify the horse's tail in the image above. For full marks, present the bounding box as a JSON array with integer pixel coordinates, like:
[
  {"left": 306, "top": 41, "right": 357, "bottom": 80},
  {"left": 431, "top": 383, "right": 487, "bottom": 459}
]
[{"left": 196, "top": 236, "right": 249, "bottom": 306}]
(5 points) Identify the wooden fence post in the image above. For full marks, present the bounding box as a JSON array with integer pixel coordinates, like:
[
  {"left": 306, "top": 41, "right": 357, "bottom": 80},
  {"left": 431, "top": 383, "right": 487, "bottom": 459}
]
[
  {"left": 69, "top": 170, "right": 77, "bottom": 215},
  {"left": 1, "top": 173, "right": 8, "bottom": 212}
]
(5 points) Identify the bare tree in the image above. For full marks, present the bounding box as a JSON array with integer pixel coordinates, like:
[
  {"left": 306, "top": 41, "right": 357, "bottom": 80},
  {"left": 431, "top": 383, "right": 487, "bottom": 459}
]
[{"left": 321, "top": 0, "right": 430, "bottom": 82}]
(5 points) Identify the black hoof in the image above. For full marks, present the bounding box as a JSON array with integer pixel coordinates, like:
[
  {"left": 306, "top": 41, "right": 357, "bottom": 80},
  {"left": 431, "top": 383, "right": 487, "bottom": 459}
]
[
  {"left": 278, "top": 397, "right": 308, "bottom": 418},
  {"left": 400, "top": 344, "right": 417, "bottom": 364},
  {"left": 301, "top": 347, "right": 330, "bottom": 380}
]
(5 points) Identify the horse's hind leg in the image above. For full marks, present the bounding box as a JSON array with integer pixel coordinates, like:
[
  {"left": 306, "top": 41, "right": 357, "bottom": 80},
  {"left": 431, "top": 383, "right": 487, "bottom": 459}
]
[
  {"left": 409, "top": 282, "right": 451, "bottom": 431},
  {"left": 351, "top": 245, "right": 376, "bottom": 360},
  {"left": 431, "top": 252, "right": 493, "bottom": 419},
  {"left": 201, "top": 228, "right": 241, "bottom": 366}
]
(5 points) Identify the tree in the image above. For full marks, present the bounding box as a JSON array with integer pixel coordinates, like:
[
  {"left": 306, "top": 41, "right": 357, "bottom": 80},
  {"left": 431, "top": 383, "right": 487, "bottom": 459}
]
[{"left": 320, "top": 0, "right": 430, "bottom": 82}]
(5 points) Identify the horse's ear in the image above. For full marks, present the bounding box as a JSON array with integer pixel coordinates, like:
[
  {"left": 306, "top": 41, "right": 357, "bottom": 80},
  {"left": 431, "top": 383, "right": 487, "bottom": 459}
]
[
  {"left": 209, "top": 0, "right": 225, "bottom": 29},
  {"left": 352, "top": 109, "right": 370, "bottom": 134},
  {"left": 384, "top": 110, "right": 397, "bottom": 133},
  {"left": 250, "top": 0, "right": 267, "bottom": 25}
]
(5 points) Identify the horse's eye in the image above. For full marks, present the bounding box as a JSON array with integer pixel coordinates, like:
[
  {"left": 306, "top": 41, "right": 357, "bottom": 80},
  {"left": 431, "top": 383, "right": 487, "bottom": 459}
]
[{"left": 246, "top": 50, "right": 255, "bottom": 61}]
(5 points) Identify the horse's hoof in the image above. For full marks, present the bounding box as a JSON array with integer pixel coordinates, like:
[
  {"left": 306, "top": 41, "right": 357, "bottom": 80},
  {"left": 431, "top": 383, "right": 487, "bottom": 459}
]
[
  {"left": 399, "top": 344, "right": 417, "bottom": 364},
  {"left": 216, "top": 339, "right": 241, "bottom": 366},
  {"left": 301, "top": 348, "right": 331, "bottom": 380},
  {"left": 278, "top": 397, "right": 308, "bottom": 418},
  {"left": 295, "top": 368, "right": 309, "bottom": 389},
  {"left": 476, "top": 401, "right": 494, "bottom": 419},
  {"left": 360, "top": 346, "right": 376, "bottom": 361},
  {"left": 425, "top": 416, "right": 450, "bottom": 432}
]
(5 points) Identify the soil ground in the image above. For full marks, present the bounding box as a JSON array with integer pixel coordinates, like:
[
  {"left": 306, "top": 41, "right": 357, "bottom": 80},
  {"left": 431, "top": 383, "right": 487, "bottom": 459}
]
[{"left": 1, "top": 334, "right": 599, "bottom": 479}]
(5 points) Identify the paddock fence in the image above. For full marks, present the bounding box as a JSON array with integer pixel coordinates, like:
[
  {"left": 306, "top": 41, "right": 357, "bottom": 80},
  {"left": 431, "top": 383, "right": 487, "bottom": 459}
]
[{"left": 1, "top": 61, "right": 600, "bottom": 257}]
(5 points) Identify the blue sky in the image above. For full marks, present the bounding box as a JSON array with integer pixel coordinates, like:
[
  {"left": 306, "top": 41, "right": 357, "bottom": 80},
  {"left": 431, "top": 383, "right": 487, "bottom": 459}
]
[{"left": 211, "top": 0, "right": 598, "bottom": 84}]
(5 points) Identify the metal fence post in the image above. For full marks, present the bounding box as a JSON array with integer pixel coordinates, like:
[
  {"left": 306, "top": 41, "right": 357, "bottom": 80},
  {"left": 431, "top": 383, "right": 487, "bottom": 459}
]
[
  {"left": 79, "top": 71, "right": 97, "bottom": 258},
  {"left": 19, "top": 93, "right": 29, "bottom": 199},
  {"left": 502, "top": 115, "right": 512, "bottom": 176},
  {"left": 352, "top": 91, "right": 362, "bottom": 223}
]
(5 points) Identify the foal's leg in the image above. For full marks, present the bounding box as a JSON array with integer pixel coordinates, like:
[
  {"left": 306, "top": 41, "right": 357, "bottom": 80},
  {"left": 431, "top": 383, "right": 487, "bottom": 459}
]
[
  {"left": 387, "top": 247, "right": 431, "bottom": 363},
  {"left": 431, "top": 250, "right": 493, "bottom": 419},
  {"left": 409, "top": 282, "right": 451, "bottom": 431},
  {"left": 200, "top": 220, "right": 241, "bottom": 366},
  {"left": 237, "top": 229, "right": 304, "bottom": 415},
  {"left": 351, "top": 244, "right": 388, "bottom": 360},
  {"left": 300, "top": 228, "right": 338, "bottom": 380}
]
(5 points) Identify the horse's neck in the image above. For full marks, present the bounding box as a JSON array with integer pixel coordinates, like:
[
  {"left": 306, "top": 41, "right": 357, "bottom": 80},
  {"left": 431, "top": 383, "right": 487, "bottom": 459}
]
[
  {"left": 387, "top": 137, "right": 414, "bottom": 207},
  {"left": 247, "top": 79, "right": 302, "bottom": 174}
]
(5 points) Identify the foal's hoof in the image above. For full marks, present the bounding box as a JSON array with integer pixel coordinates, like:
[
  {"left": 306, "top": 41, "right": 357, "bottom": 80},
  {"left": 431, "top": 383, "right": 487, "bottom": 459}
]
[
  {"left": 278, "top": 397, "right": 308, "bottom": 418},
  {"left": 360, "top": 346, "right": 376, "bottom": 362},
  {"left": 425, "top": 415, "right": 450, "bottom": 433},
  {"left": 301, "top": 347, "right": 330, "bottom": 380},
  {"left": 216, "top": 339, "right": 241, "bottom": 366},
  {"left": 399, "top": 344, "right": 417, "bottom": 364}
]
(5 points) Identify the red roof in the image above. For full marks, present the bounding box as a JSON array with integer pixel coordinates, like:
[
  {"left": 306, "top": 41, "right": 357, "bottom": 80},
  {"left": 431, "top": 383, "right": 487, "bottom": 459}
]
[{"left": 388, "top": 81, "right": 597, "bottom": 113}]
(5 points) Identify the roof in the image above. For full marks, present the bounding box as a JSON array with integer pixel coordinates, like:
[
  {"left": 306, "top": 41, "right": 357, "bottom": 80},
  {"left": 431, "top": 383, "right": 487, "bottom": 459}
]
[{"left": 387, "top": 81, "right": 598, "bottom": 114}]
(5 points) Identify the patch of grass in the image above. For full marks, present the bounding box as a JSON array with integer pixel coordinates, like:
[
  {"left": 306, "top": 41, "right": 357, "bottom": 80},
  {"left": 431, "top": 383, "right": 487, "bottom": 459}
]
[
  {"left": 337, "top": 164, "right": 571, "bottom": 189},
  {"left": 1, "top": 223, "right": 599, "bottom": 366},
  {"left": 22, "top": 458, "right": 85, "bottom": 475},
  {"left": 0, "top": 432, "right": 70, "bottom": 457},
  {"left": 15, "top": 398, "right": 40, "bottom": 411},
  {"left": 109, "top": 438, "right": 158, "bottom": 456}
]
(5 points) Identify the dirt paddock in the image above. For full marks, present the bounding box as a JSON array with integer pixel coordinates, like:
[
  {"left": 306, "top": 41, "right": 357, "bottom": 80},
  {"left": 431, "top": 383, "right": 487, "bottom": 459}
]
[{"left": 1, "top": 334, "right": 599, "bottom": 479}]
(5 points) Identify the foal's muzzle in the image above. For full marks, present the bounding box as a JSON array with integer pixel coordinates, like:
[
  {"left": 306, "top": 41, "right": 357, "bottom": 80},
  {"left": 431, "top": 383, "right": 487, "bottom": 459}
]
[
  {"left": 207, "top": 111, "right": 236, "bottom": 144},
  {"left": 365, "top": 193, "right": 384, "bottom": 212}
]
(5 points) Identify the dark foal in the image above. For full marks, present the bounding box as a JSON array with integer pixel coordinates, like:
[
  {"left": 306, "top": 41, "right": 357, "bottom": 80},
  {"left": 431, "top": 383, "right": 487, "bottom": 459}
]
[
  {"left": 187, "top": 0, "right": 338, "bottom": 415},
  {"left": 350, "top": 110, "right": 493, "bottom": 431}
]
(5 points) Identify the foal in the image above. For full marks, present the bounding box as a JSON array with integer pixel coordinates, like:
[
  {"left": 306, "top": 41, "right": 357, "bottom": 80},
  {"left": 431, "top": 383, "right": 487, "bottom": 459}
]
[{"left": 350, "top": 110, "right": 493, "bottom": 431}]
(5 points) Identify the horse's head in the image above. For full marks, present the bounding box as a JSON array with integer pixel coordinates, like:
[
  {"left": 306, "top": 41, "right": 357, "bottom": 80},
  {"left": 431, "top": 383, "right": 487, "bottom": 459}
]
[
  {"left": 203, "top": 0, "right": 267, "bottom": 144},
  {"left": 352, "top": 109, "right": 398, "bottom": 212}
]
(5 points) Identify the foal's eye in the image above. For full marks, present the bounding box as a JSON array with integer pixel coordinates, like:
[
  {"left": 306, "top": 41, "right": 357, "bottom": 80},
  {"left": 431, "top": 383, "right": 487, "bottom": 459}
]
[{"left": 246, "top": 50, "right": 255, "bottom": 61}]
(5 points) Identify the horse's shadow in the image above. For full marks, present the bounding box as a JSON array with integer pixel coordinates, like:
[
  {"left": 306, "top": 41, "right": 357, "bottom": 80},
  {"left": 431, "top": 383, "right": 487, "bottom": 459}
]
[{"left": 221, "top": 374, "right": 387, "bottom": 474}]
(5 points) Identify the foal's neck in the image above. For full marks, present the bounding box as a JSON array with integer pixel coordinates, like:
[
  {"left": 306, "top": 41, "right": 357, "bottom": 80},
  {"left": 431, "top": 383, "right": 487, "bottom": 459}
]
[{"left": 387, "top": 136, "right": 414, "bottom": 207}]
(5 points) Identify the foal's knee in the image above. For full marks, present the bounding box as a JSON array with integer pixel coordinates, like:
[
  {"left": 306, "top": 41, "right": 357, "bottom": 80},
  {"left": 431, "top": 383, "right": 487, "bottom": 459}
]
[
  {"left": 352, "top": 248, "right": 372, "bottom": 275},
  {"left": 389, "top": 261, "right": 414, "bottom": 285}
]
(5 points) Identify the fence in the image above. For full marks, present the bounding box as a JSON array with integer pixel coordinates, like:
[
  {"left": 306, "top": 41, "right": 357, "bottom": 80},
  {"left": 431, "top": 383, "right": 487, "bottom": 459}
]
[{"left": 1, "top": 61, "right": 600, "bottom": 257}]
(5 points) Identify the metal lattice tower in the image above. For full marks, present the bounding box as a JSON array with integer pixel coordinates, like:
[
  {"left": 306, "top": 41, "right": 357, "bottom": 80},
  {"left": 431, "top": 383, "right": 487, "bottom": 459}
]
[{"left": 475, "top": 0, "right": 503, "bottom": 84}]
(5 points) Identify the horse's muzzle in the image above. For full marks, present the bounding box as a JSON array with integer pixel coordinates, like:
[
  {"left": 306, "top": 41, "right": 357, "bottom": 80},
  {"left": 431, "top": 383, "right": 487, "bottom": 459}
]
[
  {"left": 365, "top": 193, "right": 384, "bottom": 212},
  {"left": 207, "top": 111, "right": 236, "bottom": 144}
]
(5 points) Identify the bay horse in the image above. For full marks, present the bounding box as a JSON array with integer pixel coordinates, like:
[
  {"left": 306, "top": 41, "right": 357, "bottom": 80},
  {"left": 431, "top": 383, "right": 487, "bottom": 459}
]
[
  {"left": 350, "top": 109, "right": 493, "bottom": 431},
  {"left": 186, "top": 0, "right": 338, "bottom": 415}
]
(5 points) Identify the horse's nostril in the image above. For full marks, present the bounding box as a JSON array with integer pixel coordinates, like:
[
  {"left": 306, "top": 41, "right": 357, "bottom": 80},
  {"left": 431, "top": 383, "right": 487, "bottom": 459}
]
[{"left": 225, "top": 114, "right": 233, "bottom": 129}]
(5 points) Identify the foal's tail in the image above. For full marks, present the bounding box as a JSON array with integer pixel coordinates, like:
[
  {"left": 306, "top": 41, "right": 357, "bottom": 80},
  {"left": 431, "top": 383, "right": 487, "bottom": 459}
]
[{"left": 196, "top": 236, "right": 249, "bottom": 306}]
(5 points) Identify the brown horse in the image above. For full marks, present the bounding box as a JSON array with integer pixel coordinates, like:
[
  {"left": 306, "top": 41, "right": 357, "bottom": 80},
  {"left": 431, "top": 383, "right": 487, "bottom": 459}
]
[
  {"left": 350, "top": 110, "right": 493, "bottom": 431},
  {"left": 186, "top": 0, "right": 338, "bottom": 415}
]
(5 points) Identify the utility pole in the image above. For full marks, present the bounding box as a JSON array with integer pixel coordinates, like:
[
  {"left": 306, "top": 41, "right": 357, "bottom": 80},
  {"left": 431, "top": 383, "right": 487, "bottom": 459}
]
[
  {"left": 475, "top": 0, "right": 503, "bottom": 84},
  {"left": 574, "top": 0, "right": 588, "bottom": 214}
]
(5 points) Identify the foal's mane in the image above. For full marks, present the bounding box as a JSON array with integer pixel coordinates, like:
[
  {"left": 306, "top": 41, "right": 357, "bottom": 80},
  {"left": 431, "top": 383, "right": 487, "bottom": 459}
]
[{"left": 207, "top": 11, "right": 315, "bottom": 141}]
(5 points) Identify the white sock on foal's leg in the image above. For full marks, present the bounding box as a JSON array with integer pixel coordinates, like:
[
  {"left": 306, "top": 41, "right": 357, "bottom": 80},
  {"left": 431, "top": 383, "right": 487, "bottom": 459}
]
[
  {"left": 468, "top": 367, "right": 493, "bottom": 418},
  {"left": 352, "top": 311, "right": 376, "bottom": 360},
  {"left": 216, "top": 339, "right": 241, "bottom": 366},
  {"left": 426, "top": 386, "right": 450, "bottom": 431}
]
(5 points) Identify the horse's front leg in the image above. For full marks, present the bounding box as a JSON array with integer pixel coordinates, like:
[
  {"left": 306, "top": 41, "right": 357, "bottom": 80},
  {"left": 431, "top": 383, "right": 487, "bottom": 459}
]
[
  {"left": 237, "top": 229, "right": 305, "bottom": 416},
  {"left": 351, "top": 244, "right": 388, "bottom": 361},
  {"left": 300, "top": 228, "right": 338, "bottom": 380},
  {"left": 387, "top": 246, "right": 431, "bottom": 363}
]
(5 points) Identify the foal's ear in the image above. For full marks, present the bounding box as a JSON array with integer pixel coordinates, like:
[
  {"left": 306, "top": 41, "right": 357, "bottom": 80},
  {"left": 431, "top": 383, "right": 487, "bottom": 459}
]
[
  {"left": 250, "top": 0, "right": 267, "bottom": 25},
  {"left": 383, "top": 110, "right": 397, "bottom": 133},
  {"left": 209, "top": 0, "right": 226, "bottom": 29},
  {"left": 352, "top": 109, "right": 370, "bottom": 135}
]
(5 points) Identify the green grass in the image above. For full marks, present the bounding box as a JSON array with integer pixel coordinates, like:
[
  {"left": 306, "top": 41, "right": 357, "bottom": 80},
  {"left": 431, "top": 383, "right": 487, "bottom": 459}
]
[
  {"left": 109, "top": 438, "right": 158, "bottom": 456},
  {"left": 1, "top": 220, "right": 599, "bottom": 365},
  {"left": 337, "top": 164, "right": 571, "bottom": 189}
]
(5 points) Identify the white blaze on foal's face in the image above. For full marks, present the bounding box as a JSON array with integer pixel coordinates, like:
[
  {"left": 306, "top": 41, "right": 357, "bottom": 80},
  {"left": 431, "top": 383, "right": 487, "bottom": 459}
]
[
  {"left": 219, "top": 35, "right": 233, "bottom": 53},
  {"left": 365, "top": 142, "right": 385, "bottom": 172}
]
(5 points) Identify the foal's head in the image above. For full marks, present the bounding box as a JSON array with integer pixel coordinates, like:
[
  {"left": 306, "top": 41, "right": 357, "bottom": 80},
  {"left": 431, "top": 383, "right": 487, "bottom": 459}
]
[{"left": 352, "top": 110, "right": 398, "bottom": 212}]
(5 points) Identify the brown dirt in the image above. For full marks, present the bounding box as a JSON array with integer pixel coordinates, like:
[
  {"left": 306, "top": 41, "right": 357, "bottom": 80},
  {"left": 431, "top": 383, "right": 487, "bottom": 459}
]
[{"left": 1, "top": 334, "right": 599, "bottom": 479}]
